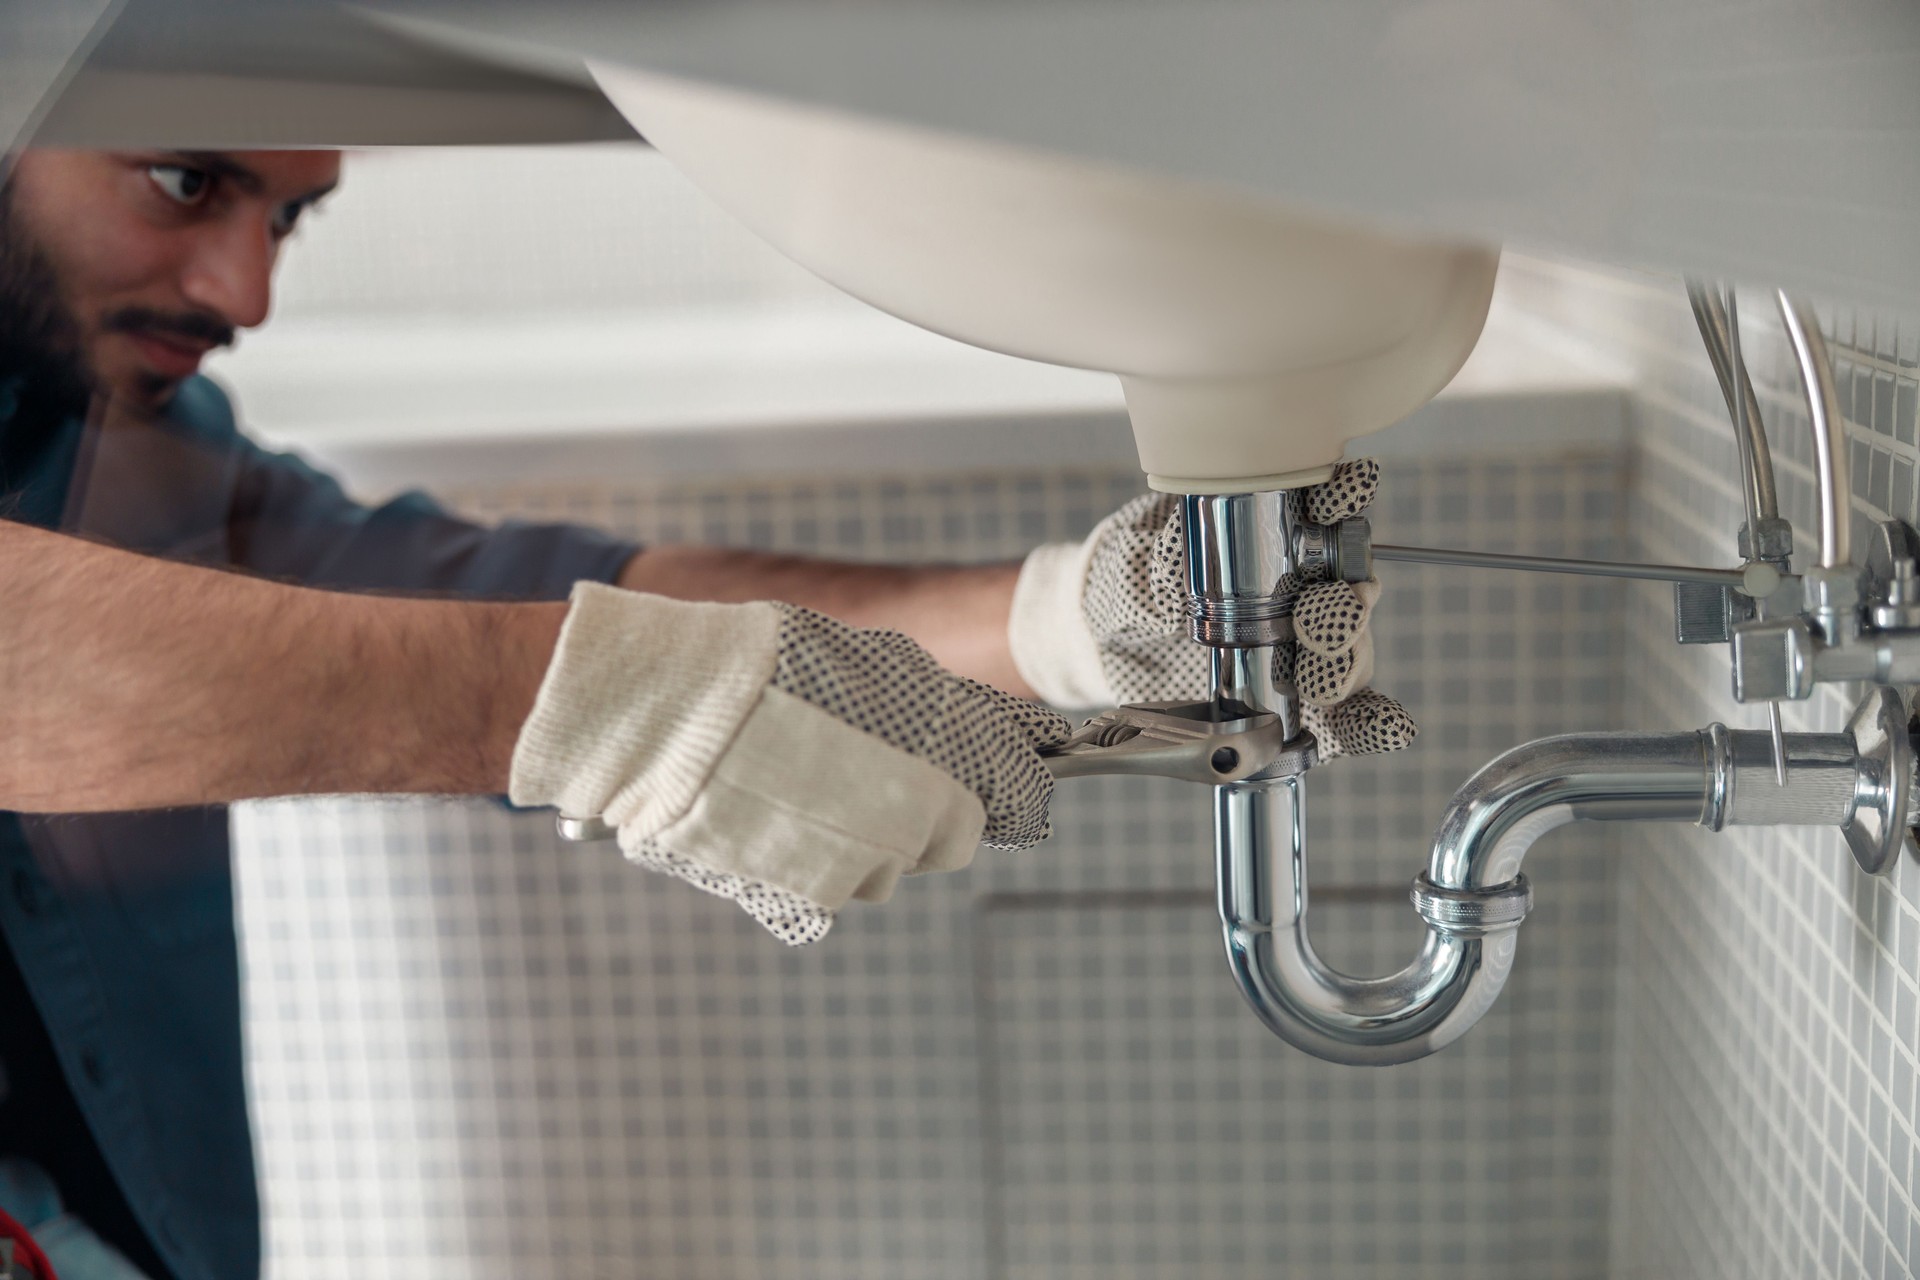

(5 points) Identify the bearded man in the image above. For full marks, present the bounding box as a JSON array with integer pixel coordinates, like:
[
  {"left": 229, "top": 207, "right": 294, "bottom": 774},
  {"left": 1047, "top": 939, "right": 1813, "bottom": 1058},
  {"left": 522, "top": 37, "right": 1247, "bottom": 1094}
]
[{"left": 0, "top": 148, "right": 1405, "bottom": 1279}]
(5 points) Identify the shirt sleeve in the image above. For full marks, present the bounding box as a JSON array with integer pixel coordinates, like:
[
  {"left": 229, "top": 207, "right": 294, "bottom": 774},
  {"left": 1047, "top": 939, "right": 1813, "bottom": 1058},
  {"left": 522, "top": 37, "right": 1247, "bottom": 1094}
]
[
  {"left": 228, "top": 443, "right": 639, "bottom": 597},
  {"left": 215, "top": 430, "right": 639, "bottom": 600},
  {"left": 74, "top": 376, "right": 641, "bottom": 598}
]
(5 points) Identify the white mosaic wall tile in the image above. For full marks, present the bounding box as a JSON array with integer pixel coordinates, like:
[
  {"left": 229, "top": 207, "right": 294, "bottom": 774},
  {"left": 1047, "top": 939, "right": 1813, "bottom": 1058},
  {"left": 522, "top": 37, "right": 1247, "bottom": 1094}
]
[
  {"left": 1498, "top": 257, "right": 1920, "bottom": 1279},
  {"left": 233, "top": 452, "right": 1624, "bottom": 1279}
]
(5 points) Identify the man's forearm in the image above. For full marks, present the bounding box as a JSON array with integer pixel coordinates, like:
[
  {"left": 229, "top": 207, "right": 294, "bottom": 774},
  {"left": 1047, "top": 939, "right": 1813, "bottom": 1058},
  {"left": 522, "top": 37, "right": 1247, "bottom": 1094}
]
[
  {"left": 617, "top": 546, "right": 1033, "bottom": 698},
  {"left": 0, "top": 521, "right": 563, "bottom": 812},
  {"left": 0, "top": 528, "right": 1036, "bottom": 811}
]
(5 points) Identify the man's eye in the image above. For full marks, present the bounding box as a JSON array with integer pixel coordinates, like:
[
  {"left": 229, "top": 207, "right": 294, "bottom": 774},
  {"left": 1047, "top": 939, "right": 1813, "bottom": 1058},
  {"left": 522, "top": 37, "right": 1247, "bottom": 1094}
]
[
  {"left": 270, "top": 201, "right": 304, "bottom": 237},
  {"left": 147, "top": 164, "right": 210, "bottom": 206}
]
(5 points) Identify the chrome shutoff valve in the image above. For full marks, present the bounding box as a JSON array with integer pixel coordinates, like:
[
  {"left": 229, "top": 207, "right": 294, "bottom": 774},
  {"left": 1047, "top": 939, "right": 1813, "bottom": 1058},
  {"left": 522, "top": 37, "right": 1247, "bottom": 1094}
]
[
  {"left": 1731, "top": 616, "right": 1816, "bottom": 703},
  {"left": 1730, "top": 520, "right": 1920, "bottom": 705},
  {"left": 1872, "top": 558, "right": 1920, "bottom": 630}
]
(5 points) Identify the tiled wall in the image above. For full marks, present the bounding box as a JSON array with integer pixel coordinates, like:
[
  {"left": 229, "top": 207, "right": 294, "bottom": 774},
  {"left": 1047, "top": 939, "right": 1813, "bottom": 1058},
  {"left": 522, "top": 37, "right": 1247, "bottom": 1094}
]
[
  {"left": 233, "top": 450, "right": 1625, "bottom": 1279},
  {"left": 205, "top": 133, "right": 1920, "bottom": 1274},
  {"left": 229, "top": 245, "right": 1920, "bottom": 1278},
  {"left": 1500, "top": 258, "right": 1920, "bottom": 1279},
  {"left": 220, "top": 143, "right": 1649, "bottom": 1278}
]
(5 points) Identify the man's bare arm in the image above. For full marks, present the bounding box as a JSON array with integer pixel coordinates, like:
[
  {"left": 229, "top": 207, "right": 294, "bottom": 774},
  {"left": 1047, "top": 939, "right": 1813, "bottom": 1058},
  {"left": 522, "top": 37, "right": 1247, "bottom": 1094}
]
[
  {"left": 0, "top": 520, "right": 564, "bottom": 812},
  {"left": 617, "top": 547, "right": 1034, "bottom": 698},
  {"left": 0, "top": 528, "right": 1034, "bottom": 812}
]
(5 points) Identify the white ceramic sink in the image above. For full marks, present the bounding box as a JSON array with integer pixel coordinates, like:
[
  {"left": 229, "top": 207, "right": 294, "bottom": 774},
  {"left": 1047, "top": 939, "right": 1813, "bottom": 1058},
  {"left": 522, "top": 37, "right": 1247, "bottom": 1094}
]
[{"left": 590, "top": 63, "right": 1499, "bottom": 493}]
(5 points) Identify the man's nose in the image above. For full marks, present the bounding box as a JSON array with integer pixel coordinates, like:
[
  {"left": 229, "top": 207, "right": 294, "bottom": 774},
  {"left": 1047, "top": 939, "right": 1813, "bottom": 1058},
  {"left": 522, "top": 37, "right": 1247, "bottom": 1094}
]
[{"left": 178, "top": 216, "right": 276, "bottom": 331}]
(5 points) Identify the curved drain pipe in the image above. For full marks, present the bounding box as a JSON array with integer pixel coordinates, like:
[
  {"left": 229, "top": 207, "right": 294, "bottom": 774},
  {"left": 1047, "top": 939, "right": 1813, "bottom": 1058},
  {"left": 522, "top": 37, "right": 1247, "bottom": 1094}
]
[
  {"left": 1216, "top": 717, "right": 1905, "bottom": 1065},
  {"left": 1183, "top": 491, "right": 1913, "bottom": 1066}
]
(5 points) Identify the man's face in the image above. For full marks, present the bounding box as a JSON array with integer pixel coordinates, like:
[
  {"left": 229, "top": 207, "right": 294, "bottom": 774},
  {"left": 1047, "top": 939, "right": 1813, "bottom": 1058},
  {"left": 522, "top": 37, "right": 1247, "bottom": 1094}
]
[{"left": 0, "top": 149, "right": 339, "bottom": 412}]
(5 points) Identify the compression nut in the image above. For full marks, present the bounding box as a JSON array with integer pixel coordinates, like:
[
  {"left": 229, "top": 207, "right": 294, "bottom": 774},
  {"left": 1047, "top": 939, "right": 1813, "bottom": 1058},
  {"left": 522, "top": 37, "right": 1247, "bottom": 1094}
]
[
  {"left": 1331, "top": 517, "right": 1373, "bottom": 583},
  {"left": 1409, "top": 873, "right": 1533, "bottom": 938}
]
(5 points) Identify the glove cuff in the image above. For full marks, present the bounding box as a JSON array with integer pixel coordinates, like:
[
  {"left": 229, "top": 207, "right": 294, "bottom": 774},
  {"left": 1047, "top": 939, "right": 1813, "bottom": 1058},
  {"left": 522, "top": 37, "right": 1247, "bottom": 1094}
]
[
  {"left": 1008, "top": 539, "right": 1113, "bottom": 708},
  {"left": 509, "top": 582, "right": 781, "bottom": 829}
]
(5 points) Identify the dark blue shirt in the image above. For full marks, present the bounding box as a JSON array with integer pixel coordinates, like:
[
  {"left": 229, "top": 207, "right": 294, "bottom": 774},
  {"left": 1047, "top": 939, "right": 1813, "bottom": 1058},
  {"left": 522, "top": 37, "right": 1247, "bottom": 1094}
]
[{"left": 0, "top": 375, "right": 639, "bottom": 1280}]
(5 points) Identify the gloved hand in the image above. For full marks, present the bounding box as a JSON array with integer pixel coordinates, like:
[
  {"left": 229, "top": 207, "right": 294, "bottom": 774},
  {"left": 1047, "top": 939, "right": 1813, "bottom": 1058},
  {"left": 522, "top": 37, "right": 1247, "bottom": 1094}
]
[
  {"left": 511, "top": 583, "right": 1072, "bottom": 944},
  {"left": 1006, "top": 459, "right": 1416, "bottom": 759}
]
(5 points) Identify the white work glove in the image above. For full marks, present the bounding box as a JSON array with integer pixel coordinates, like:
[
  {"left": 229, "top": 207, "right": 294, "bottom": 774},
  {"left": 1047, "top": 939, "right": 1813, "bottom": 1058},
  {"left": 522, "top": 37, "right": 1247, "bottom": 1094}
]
[
  {"left": 511, "top": 583, "right": 1071, "bottom": 945},
  {"left": 1007, "top": 459, "right": 1416, "bottom": 759}
]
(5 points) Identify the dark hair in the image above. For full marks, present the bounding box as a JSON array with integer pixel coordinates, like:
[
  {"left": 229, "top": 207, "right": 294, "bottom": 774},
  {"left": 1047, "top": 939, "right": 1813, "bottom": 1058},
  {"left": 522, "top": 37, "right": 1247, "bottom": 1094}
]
[{"left": 0, "top": 172, "right": 92, "bottom": 416}]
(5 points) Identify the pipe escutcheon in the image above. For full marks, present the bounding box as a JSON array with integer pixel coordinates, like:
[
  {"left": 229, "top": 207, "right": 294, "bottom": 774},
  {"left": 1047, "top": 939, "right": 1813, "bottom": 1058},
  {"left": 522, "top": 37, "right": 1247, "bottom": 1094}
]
[{"left": 1409, "top": 872, "right": 1533, "bottom": 937}]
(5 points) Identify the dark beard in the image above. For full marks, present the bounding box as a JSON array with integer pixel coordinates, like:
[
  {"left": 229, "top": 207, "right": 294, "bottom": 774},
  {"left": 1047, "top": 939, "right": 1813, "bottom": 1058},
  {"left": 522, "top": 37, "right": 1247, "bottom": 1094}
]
[{"left": 0, "top": 180, "right": 94, "bottom": 419}]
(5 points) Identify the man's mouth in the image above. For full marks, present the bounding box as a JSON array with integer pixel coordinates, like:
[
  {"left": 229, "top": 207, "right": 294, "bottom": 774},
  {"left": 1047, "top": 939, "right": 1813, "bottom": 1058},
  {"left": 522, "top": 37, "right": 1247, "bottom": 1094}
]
[
  {"left": 126, "top": 331, "right": 215, "bottom": 380},
  {"left": 101, "top": 305, "right": 235, "bottom": 388}
]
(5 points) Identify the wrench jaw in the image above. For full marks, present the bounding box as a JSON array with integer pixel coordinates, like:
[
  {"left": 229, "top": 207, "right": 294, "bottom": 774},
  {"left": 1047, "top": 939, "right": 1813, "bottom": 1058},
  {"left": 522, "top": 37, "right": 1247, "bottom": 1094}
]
[{"left": 1041, "top": 700, "right": 1318, "bottom": 786}]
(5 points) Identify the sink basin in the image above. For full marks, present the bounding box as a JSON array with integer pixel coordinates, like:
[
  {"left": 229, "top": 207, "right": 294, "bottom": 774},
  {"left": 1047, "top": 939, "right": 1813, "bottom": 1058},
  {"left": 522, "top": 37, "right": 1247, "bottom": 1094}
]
[{"left": 590, "top": 62, "right": 1499, "bottom": 492}]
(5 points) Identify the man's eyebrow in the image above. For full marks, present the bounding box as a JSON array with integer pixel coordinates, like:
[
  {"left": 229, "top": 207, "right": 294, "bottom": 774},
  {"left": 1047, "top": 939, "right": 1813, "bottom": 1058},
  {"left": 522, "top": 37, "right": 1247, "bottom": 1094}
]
[
  {"left": 167, "top": 150, "right": 266, "bottom": 196},
  {"left": 289, "top": 177, "right": 340, "bottom": 209},
  {"left": 162, "top": 152, "right": 338, "bottom": 208}
]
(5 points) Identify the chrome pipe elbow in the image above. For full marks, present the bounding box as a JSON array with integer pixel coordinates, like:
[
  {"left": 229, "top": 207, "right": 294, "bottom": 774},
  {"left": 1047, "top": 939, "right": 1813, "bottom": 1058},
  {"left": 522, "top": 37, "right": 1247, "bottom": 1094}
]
[
  {"left": 1216, "top": 779, "right": 1501, "bottom": 1065},
  {"left": 1218, "top": 724, "right": 1885, "bottom": 1066}
]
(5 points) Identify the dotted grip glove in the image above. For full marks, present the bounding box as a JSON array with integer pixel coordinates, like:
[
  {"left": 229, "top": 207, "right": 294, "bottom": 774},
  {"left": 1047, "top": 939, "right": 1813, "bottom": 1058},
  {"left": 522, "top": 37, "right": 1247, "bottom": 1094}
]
[
  {"left": 1007, "top": 460, "right": 1416, "bottom": 759},
  {"left": 511, "top": 583, "right": 1071, "bottom": 945}
]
